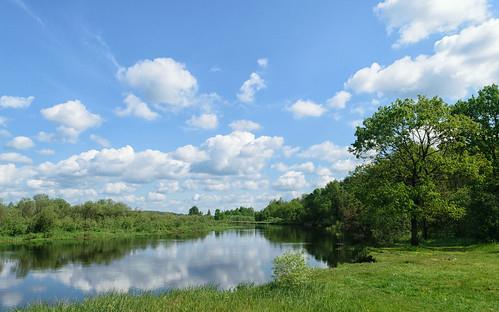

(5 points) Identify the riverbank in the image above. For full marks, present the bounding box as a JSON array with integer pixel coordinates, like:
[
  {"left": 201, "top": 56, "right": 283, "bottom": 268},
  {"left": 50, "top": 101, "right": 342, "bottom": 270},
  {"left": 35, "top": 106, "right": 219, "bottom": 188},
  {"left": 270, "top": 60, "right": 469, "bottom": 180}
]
[
  {"left": 20, "top": 243, "right": 499, "bottom": 312},
  {"left": 0, "top": 218, "right": 238, "bottom": 246}
]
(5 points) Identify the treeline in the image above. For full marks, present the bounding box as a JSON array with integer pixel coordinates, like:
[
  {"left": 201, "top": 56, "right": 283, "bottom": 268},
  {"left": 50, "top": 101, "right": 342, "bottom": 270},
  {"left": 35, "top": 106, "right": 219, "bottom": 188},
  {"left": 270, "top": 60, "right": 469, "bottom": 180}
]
[
  {"left": 257, "top": 85, "right": 498, "bottom": 245},
  {"left": 0, "top": 195, "right": 216, "bottom": 237}
]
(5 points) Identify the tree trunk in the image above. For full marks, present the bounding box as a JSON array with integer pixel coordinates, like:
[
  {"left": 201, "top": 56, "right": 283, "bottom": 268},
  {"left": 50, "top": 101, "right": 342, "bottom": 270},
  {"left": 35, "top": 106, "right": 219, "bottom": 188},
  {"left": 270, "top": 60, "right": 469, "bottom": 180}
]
[
  {"left": 411, "top": 217, "right": 419, "bottom": 246},
  {"left": 423, "top": 219, "right": 428, "bottom": 240}
]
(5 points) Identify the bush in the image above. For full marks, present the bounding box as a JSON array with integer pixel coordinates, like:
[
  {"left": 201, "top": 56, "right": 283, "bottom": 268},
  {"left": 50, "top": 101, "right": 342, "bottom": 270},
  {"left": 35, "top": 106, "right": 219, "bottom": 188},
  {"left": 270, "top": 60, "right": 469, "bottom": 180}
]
[
  {"left": 273, "top": 251, "right": 310, "bottom": 287},
  {"left": 30, "top": 208, "right": 57, "bottom": 233}
]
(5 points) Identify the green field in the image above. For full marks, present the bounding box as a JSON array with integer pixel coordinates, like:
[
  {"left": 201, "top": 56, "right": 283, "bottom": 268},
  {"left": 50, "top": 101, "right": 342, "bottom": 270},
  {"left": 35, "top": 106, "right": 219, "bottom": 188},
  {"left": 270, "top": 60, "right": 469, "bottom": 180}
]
[{"left": 20, "top": 243, "right": 499, "bottom": 312}]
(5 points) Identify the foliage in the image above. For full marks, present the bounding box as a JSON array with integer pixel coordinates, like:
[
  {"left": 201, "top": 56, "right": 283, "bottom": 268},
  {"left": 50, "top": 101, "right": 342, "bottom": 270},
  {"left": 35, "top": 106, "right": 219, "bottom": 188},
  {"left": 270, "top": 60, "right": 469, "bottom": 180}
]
[
  {"left": 214, "top": 207, "right": 256, "bottom": 222},
  {"left": 0, "top": 196, "right": 229, "bottom": 242},
  {"left": 188, "top": 206, "right": 203, "bottom": 216},
  {"left": 272, "top": 251, "right": 310, "bottom": 288},
  {"left": 256, "top": 85, "right": 498, "bottom": 244}
]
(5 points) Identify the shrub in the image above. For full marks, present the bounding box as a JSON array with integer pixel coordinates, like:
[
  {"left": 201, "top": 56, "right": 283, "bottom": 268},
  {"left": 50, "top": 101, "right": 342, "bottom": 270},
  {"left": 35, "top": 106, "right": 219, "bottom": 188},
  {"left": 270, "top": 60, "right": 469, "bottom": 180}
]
[
  {"left": 30, "top": 208, "right": 57, "bottom": 233},
  {"left": 272, "top": 250, "right": 310, "bottom": 287}
]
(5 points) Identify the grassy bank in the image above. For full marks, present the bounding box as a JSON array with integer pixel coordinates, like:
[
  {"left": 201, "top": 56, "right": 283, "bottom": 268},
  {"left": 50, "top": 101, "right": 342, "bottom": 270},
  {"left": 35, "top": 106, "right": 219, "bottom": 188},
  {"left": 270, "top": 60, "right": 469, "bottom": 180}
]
[
  {"left": 0, "top": 216, "right": 236, "bottom": 246},
  {"left": 20, "top": 243, "right": 499, "bottom": 312}
]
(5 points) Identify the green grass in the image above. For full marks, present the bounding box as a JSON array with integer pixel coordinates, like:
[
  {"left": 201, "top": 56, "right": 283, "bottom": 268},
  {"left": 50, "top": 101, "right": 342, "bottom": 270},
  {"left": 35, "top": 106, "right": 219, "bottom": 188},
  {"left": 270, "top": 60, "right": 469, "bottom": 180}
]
[
  {"left": 0, "top": 219, "right": 237, "bottom": 246},
  {"left": 19, "top": 243, "right": 499, "bottom": 312}
]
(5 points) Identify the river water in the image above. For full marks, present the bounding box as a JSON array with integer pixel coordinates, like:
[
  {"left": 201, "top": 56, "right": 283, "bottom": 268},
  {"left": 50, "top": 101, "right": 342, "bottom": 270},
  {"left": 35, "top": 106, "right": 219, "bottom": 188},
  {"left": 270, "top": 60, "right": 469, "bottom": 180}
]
[{"left": 0, "top": 226, "right": 359, "bottom": 310}]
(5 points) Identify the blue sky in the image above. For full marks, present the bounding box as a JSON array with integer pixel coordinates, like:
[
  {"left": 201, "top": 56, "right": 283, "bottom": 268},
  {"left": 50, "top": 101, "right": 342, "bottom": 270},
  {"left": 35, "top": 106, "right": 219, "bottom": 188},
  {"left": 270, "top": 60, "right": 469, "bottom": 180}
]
[{"left": 1, "top": 0, "right": 498, "bottom": 212}]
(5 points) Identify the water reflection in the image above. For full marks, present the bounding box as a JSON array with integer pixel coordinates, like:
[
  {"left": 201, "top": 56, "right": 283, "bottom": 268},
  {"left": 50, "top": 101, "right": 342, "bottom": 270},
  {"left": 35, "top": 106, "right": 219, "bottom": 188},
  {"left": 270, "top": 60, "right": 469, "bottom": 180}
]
[{"left": 0, "top": 227, "right": 355, "bottom": 310}]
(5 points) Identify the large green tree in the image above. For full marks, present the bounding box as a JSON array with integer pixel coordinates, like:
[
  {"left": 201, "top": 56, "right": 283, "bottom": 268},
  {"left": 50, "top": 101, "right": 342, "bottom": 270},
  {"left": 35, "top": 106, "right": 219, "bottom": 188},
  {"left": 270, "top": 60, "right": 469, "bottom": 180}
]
[
  {"left": 453, "top": 84, "right": 498, "bottom": 174},
  {"left": 453, "top": 85, "right": 499, "bottom": 239},
  {"left": 351, "top": 96, "right": 476, "bottom": 245}
]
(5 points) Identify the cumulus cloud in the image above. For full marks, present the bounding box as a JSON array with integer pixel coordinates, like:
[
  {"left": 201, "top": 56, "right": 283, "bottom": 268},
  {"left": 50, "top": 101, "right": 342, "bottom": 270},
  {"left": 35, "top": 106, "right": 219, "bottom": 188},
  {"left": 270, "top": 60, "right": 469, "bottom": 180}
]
[
  {"left": 0, "top": 152, "right": 32, "bottom": 164},
  {"left": 117, "top": 57, "right": 198, "bottom": 110},
  {"left": 0, "top": 95, "right": 34, "bottom": 109},
  {"left": 272, "top": 162, "right": 315, "bottom": 173},
  {"left": 327, "top": 91, "right": 351, "bottom": 109},
  {"left": 157, "top": 181, "right": 180, "bottom": 193},
  {"left": 299, "top": 141, "right": 350, "bottom": 162},
  {"left": 41, "top": 100, "right": 102, "bottom": 142},
  {"left": 186, "top": 113, "right": 218, "bottom": 130},
  {"left": 192, "top": 131, "right": 283, "bottom": 175},
  {"left": 375, "top": 0, "right": 490, "bottom": 46},
  {"left": 38, "top": 146, "right": 189, "bottom": 184},
  {"left": 147, "top": 192, "right": 167, "bottom": 202},
  {"left": 287, "top": 100, "right": 326, "bottom": 118},
  {"left": 229, "top": 120, "right": 261, "bottom": 132},
  {"left": 36, "top": 131, "right": 54, "bottom": 143},
  {"left": 282, "top": 146, "right": 300, "bottom": 158},
  {"left": 0, "top": 164, "right": 33, "bottom": 186},
  {"left": 346, "top": 19, "right": 499, "bottom": 99},
  {"left": 27, "top": 179, "right": 57, "bottom": 190},
  {"left": 6, "top": 136, "right": 34, "bottom": 150},
  {"left": 237, "top": 73, "right": 266, "bottom": 103},
  {"left": 0, "top": 131, "right": 288, "bottom": 210},
  {"left": 273, "top": 171, "right": 307, "bottom": 191},
  {"left": 172, "top": 145, "right": 208, "bottom": 163},
  {"left": 103, "top": 182, "right": 135, "bottom": 194},
  {"left": 115, "top": 94, "right": 159, "bottom": 120}
]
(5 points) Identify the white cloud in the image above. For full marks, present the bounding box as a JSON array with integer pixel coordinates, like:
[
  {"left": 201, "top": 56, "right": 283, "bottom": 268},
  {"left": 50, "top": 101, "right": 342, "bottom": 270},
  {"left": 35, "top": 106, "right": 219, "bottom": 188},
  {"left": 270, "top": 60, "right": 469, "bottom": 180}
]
[
  {"left": 272, "top": 162, "right": 315, "bottom": 173},
  {"left": 0, "top": 164, "right": 33, "bottom": 186},
  {"left": 38, "top": 149, "right": 55, "bottom": 156},
  {"left": 90, "top": 134, "right": 111, "bottom": 148},
  {"left": 332, "top": 159, "right": 358, "bottom": 173},
  {"left": 0, "top": 116, "right": 7, "bottom": 127},
  {"left": 115, "top": 94, "right": 159, "bottom": 120},
  {"left": 314, "top": 167, "right": 335, "bottom": 188},
  {"left": 192, "top": 131, "right": 283, "bottom": 175},
  {"left": 375, "top": 0, "right": 490, "bottom": 46},
  {"left": 300, "top": 141, "right": 350, "bottom": 161},
  {"left": 346, "top": 19, "right": 499, "bottom": 99},
  {"left": 229, "top": 120, "right": 261, "bottom": 132},
  {"left": 237, "top": 73, "right": 265, "bottom": 103},
  {"left": 0, "top": 131, "right": 289, "bottom": 210},
  {"left": 157, "top": 181, "right": 180, "bottom": 193},
  {"left": 173, "top": 145, "right": 208, "bottom": 163},
  {"left": 147, "top": 192, "right": 167, "bottom": 202},
  {"left": 36, "top": 131, "right": 54, "bottom": 143},
  {"left": 41, "top": 100, "right": 102, "bottom": 142},
  {"left": 282, "top": 146, "right": 300, "bottom": 158},
  {"left": 287, "top": 100, "right": 326, "bottom": 118},
  {"left": 117, "top": 57, "right": 198, "bottom": 110},
  {"left": 6, "top": 136, "right": 34, "bottom": 150},
  {"left": 257, "top": 58, "right": 268, "bottom": 68},
  {"left": 27, "top": 179, "right": 57, "bottom": 190},
  {"left": 103, "top": 182, "right": 134, "bottom": 194},
  {"left": 0, "top": 153, "right": 32, "bottom": 164},
  {"left": 273, "top": 171, "right": 307, "bottom": 191},
  {"left": 186, "top": 113, "right": 218, "bottom": 130},
  {"left": 327, "top": 91, "right": 351, "bottom": 109},
  {"left": 0, "top": 95, "right": 34, "bottom": 109},
  {"left": 38, "top": 146, "right": 189, "bottom": 184}
]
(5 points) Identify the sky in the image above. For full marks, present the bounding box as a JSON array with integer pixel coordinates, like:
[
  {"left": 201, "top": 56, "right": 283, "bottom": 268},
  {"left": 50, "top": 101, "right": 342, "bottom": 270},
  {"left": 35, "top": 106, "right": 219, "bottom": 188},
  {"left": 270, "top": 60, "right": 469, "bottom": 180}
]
[{"left": 1, "top": 0, "right": 498, "bottom": 212}]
